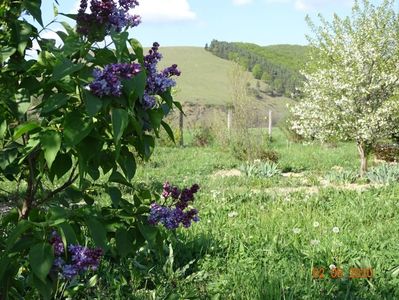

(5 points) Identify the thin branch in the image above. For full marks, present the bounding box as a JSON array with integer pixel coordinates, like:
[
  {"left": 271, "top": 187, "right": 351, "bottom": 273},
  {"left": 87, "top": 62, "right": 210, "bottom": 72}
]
[{"left": 40, "top": 165, "right": 79, "bottom": 204}]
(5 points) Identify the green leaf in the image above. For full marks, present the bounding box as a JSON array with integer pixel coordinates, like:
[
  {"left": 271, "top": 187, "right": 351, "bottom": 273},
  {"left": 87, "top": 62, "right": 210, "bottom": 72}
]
[
  {"left": 116, "top": 228, "right": 133, "bottom": 258},
  {"left": 41, "top": 93, "right": 69, "bottom": 114},
  {"left": 50, "top": 153, "right": 72, "bottom": 181},
  {"left": 13, "top": 122, "right": 40, "bottom": 140},
  {"left": 161, "top": 121, "right": 175, "bottom": 144},
  {"left": 0, "top": 46, "right": 16, "bottom": 63},
  {"left": 86, "top": 217, "right": 107, "bottom": 249},
  {"left": 148, "top": 108, "right": 164, "bottom": 129},
  {"left": 107, "top": 187, "right": 122, "bottom": 207},
  {"left": 138, "top": 221, "right": 158, "bottom": 247},
  {"left": 0, "top": 119, "right": 6, "bottom": 139},
  {"left": 111, "top": 31, "right": 129, "bottom": 60},
  {"left": 88, "top": 274, "right": 98, "bottom": 288},
  {"left": 58, "top": 222, "right": 77, "bottom": 245},
  {"left": 51, "top": 59, "right": 84, "bottom": 82},
  {"left": 0, "top": 147, "right": 19, "bottom": 170},
  {"left": 32, "top": 275, "right": 52, "bottom": 300},
  {"left": 63, "top": 111, "right": 93, "bottom": 147},
  {"left": 129, "top": 39, "right": 144, "bottom": 63},
  {"left": 53, "top": 3, "right": 58, "bottom": 17},
  {"left": 23, "top": 0, "right": 43, "bottom": 26},
  {"left": 111, "top": 108, "right": 128, "bottom": 149},
  {"left": 131, "top": 71, "right": 146, "bottom": 101},
  {"left": 40, "top": 130, "right": 61, "bottom": 169},
  {"left": 83, "top": 90, "right": 103, "bottom": 116},
  {"left": 118, "top": 147, "right": 136, "bottom": 182},
  {"left": 29, "top": 243, "right": 54, "bottom": 282},
  {"left": 93, "top": 48, "right": 117, "bottom": 65},
  {"left": 15, "top": 88, "right": 31, "bottom": 116},
  {"left": 0, "top": 147, "right": 18, "bottom": 170},
  {"left": 109, "top": 170, "right": 133, "bottom": 187}
]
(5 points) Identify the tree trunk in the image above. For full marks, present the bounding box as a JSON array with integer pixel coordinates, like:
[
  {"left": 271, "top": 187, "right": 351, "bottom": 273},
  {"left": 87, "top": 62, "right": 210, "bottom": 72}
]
[{"left": 357, "top": 142, "right": 368, "bottom": 177}]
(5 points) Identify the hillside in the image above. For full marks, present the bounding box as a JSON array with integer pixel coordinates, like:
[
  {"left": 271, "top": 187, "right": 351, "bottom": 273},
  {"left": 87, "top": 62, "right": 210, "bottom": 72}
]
[
  {"left": 156, "top": 47, "right": 293, "bottom": 124},
  {"left": 207, "top": 40, "right": 310, "bottom": 96}
]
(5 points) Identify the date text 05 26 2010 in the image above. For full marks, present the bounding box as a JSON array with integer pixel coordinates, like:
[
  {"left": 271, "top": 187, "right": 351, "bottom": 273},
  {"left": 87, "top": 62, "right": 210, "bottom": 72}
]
[{"left": 312, "top": 267, "right": 373, "bottom": 279}]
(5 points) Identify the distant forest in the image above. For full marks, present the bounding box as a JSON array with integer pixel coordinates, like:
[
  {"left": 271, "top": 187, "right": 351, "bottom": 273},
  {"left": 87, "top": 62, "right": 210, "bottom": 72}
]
[{"left": 206, "top": 40, "right": 310, "bottom": 97}]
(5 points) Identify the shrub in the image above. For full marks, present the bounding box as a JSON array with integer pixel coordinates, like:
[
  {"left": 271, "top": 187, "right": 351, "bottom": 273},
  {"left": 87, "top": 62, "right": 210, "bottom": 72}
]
[
  {"left": 325, "top": 169, "right": 358, "bottom": 184},
  {"left": 373, "top": 144, "right": 399, "bottom": 162},
  {"left": 239, "top": 161, "right": 281, "bottom": 178},
  {"left": 190, "top": 126, "right": 214, "bottom": 147},
  {"left": 366, "top": 163, "right": 399, "bottom": 184}
]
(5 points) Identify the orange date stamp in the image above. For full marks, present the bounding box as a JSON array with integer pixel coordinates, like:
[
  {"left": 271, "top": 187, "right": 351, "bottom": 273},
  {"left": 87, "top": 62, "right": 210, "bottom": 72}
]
[{"left": 312, "top": 267, "right": 373, "bottom": 279}]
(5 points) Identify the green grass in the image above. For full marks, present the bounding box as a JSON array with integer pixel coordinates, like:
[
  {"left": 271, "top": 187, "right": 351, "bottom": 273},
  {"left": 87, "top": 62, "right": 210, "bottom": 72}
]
[
  {"left": 84, "top": 129, "right": 399, "bottom": 299},
  {"left": 2, "top": 130, "right": 399, "bottom": 299}
]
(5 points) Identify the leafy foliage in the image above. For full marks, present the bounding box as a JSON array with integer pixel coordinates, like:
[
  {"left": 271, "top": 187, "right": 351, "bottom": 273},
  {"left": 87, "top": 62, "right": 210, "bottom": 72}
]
[{"left": 0, "top": 0, "right": 182, "bottom": 297}]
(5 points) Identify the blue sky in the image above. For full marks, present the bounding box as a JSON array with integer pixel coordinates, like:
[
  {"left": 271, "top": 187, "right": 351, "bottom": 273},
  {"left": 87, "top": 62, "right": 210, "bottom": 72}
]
[{"left": 39, "top": 0, "right": 385, "bottom": 47}]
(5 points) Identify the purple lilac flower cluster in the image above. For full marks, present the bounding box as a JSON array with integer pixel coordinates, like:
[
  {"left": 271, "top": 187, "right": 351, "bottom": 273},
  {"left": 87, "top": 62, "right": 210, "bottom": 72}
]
[
  {"left": 148, "top": 182, "right": 200, "bottom": 229},
  {"left": 89, "top": 63, "right": 141, "bottom": 97},
  {"left": 49, "top": 231, "right": 103, "bottom": 280},
  {"left": 77, "top": 0, "right": 141, "bottom": 37},
  {"left": 142, "top": 42, "right": 181, "bottom": 109}
]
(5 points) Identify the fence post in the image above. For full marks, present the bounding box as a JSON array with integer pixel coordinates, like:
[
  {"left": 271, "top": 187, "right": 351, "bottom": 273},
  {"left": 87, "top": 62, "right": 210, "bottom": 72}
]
[
  {"left": 179, "top": 111, "right": 184, "bottom": 147},
  {"left": 268, "top": 110, "right": 272, "bottom": 140},
  {"left": 227, "top": 108, "right": 232, "bottom": 131}
]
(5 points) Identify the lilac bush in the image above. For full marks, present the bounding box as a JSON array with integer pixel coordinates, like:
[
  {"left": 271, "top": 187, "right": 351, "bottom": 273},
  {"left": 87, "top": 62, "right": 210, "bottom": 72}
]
[{"left": 149, "top": 182, "right": 200, "bottom": 229}]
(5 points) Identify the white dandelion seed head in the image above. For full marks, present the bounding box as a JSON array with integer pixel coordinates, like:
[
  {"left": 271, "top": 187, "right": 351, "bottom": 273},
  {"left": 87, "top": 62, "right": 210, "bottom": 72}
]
[
  {"left": 310, "top": 239, "right": 320, "bottom": 246},
  {"left": 293, "top": 227, "right": 301, "bottom": 234}
]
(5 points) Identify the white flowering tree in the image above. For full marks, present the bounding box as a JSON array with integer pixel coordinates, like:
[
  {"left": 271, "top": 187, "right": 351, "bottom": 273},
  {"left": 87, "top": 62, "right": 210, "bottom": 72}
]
[{"left": 291, "top": 0, "right": 399, "bottom": 176}]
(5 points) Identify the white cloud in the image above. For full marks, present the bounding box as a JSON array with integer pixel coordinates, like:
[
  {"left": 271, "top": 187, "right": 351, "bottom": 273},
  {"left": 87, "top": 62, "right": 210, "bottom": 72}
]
[
  {"left": 134, "top": 0, "right": 196, "bottom": 23},
  {"left": 233, "top": 0, "right": 253, "bottom": 6},
  {"left": 295, "top": 0, "right": 353, "bottom": 11},
  {"left": 266, "top": 0, "right": 353, "bottom": 11}
]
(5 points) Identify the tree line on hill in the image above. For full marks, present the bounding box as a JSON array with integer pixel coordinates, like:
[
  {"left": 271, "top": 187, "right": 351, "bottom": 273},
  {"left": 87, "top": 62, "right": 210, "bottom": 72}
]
[{"left": 206, "top": 40, "right": 309, "bottom": 97}]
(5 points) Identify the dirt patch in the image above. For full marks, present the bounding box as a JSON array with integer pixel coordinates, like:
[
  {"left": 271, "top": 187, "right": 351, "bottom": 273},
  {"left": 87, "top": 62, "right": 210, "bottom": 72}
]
[
  {"left": 212, "top": 169, "right": 242, "bottom": 177},
  {"left": 281, "top": 172, "right": 305, "bottom": 178}
]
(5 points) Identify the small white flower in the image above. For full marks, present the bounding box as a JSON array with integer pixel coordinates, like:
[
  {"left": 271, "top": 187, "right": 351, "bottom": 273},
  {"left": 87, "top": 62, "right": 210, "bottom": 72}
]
[
  {"left": 332, "top": 227, "right": 340, "bottom": 233},
  {"left": 329, "top": 264, "right": 336, "bottom": 270},
  {"left": 207, "top": 220, "right": 211, "bottom": 224},
  {"left": 228, "top": 211, "right": 238, "bottom": 218},
  {"left": 293, "top": 227, "right": 301, "bottom": 234},
  {"left": 310, "top": 239, "right": 320, "bottom": 246},
  {"left": 313, "top": 221, "right": 320, "bottom": 228}
]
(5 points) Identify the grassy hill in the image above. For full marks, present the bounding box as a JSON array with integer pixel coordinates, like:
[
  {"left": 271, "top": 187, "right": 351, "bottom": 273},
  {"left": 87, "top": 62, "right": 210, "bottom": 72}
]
[{"left": 156, "top": 47, "right": 293, "bottom": 124}]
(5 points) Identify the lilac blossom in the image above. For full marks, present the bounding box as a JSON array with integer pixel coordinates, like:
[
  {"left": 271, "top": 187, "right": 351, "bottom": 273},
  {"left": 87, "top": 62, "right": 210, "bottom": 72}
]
[
  {"left": 49, "top": 231, "right": 103, "bottom": 280},
  {"left": 140, "top": 43, "right": 181, "bottom": 109},
  {"left": 49, "top": 231, "right": 64, "bottom": 256},
  {"left": 148, "top": 183, "right": 200, "bottom": 229},
  {"left": 77, "top": 0, "right": 141, "bottom": 37},
  {"left": 89, "top": 63, "right": 141, "bottom": 97}
]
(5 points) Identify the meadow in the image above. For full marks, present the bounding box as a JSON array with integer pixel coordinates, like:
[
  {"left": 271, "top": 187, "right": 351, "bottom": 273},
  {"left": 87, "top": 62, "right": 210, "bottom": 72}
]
[{"left": 44, "top": 128, "right": 398, "bottom": 299}]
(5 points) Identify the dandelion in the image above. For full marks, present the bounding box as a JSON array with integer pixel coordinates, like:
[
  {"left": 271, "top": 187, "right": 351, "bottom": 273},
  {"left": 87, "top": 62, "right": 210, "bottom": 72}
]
[
  {"left": 292, "top": 227, "right": 301, "bottom": 234},
  {"left": 332, "top": 227, "right": 340, "bottom": 233},
  {"left": 228, "top": 211, "right": 238, "bottom": 218},
  {"left": 310, "top": 239, "right": 320, "bottom": 246},
  {"left": 313, "top": 221, "right": 320, "bottom": 228}
]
